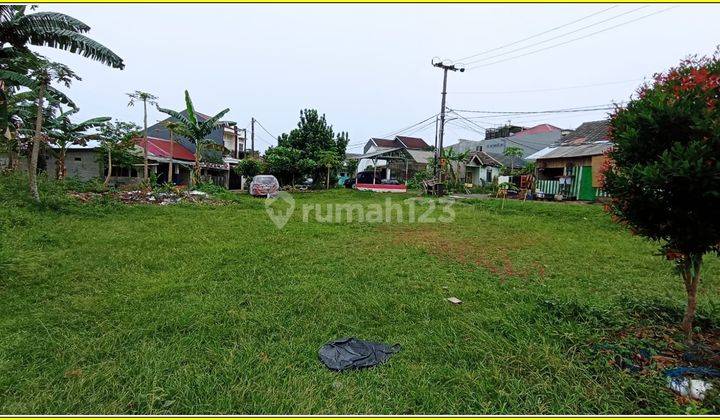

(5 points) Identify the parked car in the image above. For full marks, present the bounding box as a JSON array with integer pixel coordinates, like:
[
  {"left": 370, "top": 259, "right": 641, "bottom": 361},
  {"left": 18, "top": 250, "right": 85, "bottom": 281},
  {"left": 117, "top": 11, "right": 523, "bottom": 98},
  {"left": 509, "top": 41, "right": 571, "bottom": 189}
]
[
  {"left": 249, "top": 175, "right": 280, "bottom": 197},
  {"left": 345, "top": 171, "right": 382, "bottom": 188}
]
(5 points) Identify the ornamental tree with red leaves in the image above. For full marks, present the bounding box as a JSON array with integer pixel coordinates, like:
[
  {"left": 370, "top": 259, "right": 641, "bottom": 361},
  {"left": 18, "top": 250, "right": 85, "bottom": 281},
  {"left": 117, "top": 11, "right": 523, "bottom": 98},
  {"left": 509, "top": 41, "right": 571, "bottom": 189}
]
[{"left": 603, "top": 51, "right": 720, "bottom": 344}]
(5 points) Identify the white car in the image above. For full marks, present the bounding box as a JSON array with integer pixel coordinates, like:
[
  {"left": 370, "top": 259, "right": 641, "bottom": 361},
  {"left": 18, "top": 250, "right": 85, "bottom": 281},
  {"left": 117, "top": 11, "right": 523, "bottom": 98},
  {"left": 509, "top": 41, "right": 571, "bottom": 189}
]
[{"left": 249, "top": 175, "right": 280, "bottom": 197}]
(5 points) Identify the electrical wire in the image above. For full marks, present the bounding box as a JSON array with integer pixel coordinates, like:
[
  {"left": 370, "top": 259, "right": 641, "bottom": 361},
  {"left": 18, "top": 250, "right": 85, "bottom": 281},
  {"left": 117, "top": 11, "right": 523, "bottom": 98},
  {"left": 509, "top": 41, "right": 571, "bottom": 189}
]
[
  {"left": 448, "top": 78, "right": 642, "bottom": 95},
  {"left": 463, "top": 5, "right": 649, "bottom": 66},
  {"left": 254, "top": 119, "right": 278, "bottom": 142},
  {"left": 467, "top": 7, "right": 676, "bottom": 71},
  {"left": 450, "top": 103, "right": 620, "bottom": 115},
  {"left": 380, "top": 113, "right": 439, "bottom": 138},
  {"left": 453, "top": 5, "right": 620, "bottom": 63}
]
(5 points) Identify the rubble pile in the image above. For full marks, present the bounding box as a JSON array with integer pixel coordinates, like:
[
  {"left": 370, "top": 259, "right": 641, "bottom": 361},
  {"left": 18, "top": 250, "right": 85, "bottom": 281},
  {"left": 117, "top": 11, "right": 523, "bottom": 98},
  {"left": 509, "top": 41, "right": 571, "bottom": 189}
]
[{"left": 69, "top": 189, "right": 213, "bottom": 205}]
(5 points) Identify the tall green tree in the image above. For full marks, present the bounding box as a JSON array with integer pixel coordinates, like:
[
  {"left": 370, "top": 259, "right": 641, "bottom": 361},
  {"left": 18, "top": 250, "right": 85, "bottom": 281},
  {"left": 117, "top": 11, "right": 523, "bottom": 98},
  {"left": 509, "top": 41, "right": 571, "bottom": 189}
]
[
  {"left": 264, "top": 145, "right": 315, "bottom": 186},
  {"left": 503, "top": 146, "right": 524, "bottom": 174},
  {"left": 277, "top": 109, "right": 349, "bottom": 186},
  {"left": 603, "top": 53, "right": 720, "bottom": 343},
  {"left": 45, "top": 108, "right": 110, "bottom": 179},
  {"left": 97, "top": 120, "right": 140, "bottom": 186},
  {"left": 127, "top": 91, "right": 158, "bottom": 181},
  {"left": 316, "top": 150, "right": 340, "bottom": 189},
  {"left": 157, "top": 90, "right": 235, "bottom": 186}
]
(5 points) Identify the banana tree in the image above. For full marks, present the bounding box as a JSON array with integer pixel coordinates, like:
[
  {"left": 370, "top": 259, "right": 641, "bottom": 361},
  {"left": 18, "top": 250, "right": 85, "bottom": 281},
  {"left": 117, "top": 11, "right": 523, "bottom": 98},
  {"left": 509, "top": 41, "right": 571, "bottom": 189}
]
[
  {"left": 1, "top": 5, "right": 124, "bottom": 147},
  {"left": 45, "top": 108, "right": 110, "bottom": 179},
  {"left": 0, "top": 6, "right": 124, "bottom": 69},
  {"left": 157, "top": 90, "right": 234, "bottom": 186},
  {"left": 441, "top": 148, "right": 469, "bottom": 183}
]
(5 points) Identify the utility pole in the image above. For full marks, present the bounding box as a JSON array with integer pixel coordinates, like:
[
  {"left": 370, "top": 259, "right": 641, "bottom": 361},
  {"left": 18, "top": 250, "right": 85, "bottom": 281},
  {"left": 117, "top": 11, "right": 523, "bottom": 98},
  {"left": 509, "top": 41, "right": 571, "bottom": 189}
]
[
  {"left": 432, "top": 58, "right": 464, "bottom": 193},
  {"left": 250, "top": 117, "right": 255, "bottom": 156},
  {"left": 433, "top": 115, "right": 439, "bottom": 176}
]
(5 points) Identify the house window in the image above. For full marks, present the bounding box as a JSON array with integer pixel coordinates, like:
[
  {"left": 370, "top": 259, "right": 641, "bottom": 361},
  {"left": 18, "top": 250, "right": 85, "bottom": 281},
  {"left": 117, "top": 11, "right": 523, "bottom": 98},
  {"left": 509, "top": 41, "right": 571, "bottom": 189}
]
[
  {"left": 486, "top": 168, "right": 493, "bottom": 183},
  {"left": 74, "top": 157, "right": 82, "bottom": 162}
]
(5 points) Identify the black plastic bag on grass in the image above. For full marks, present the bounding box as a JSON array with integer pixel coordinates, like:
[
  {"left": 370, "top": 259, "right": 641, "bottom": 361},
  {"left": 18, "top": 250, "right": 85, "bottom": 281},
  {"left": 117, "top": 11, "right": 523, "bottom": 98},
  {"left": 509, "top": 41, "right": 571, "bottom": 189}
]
[{"left": 318, "top": 337, "right": 400, "bottom": 371}]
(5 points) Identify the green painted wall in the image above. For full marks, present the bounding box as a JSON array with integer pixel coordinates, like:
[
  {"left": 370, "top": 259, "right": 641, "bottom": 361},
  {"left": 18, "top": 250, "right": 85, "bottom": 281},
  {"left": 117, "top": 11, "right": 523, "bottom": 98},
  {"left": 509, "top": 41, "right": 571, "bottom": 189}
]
[{"left": 578, "top": 166, "right": 595, "bottom": 201}]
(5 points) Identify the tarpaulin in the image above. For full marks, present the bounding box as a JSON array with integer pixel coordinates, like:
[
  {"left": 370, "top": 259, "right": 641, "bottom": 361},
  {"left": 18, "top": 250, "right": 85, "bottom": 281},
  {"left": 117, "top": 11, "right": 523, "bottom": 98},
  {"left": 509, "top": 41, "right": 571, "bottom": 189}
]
[{"left": 318, "top": 337, "right": 400, "bottom": 371}]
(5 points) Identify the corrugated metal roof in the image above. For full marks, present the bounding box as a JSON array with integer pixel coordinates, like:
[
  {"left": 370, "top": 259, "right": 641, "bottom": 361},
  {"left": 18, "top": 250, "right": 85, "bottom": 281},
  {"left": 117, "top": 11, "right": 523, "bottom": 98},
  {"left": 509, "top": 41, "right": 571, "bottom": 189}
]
[
  {"left": 135, "top": 136, "right": 196, "bottom": 161},
  {"left": 525, "top": 146, "right": 557, "bottom": 160},
  {"left": 353, "top": 147, "right": 403, "bottom": 160},
  {"left": 405, "top": 149, "right": 434, "bottom": 164},
  {"left": 48, "top": 140, "right": 102, "bottom": 150},
  {"left": 537, "top": 141, "right": 611, "bottom": 159}
]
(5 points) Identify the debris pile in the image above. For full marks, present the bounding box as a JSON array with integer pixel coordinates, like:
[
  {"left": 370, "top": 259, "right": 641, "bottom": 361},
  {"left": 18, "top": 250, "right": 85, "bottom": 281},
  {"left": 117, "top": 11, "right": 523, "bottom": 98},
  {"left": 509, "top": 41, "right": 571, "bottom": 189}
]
[
  {"left": 594, "top": 325, "right": 720, "bottom": 402},
  {"left": 69, "top": 189, "right": 214, "bottom": 205}
]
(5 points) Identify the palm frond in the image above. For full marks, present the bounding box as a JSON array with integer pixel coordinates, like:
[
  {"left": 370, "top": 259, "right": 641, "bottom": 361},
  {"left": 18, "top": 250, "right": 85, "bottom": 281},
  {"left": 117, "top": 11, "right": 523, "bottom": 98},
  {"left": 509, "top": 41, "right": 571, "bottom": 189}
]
[
  {"left": 18, "top": 12, "right": 90, "bottom": 34},
  {"left": 45, "top": 86, "right": 77, "bottom": 109},
  {"left": 0, "top": 69, "right": 39, "bottom": 90},
  {"left": 201, "top": 108, "right": 231, "bottom": 130},
  {"left": 74, "top": 116, "right": 111, "bottom": 131},
  {"left": 26, "top": 29, "right": 124, "bottom": 69},
  {"left": 183, "top": 90, "right": 197, "bottom": 126},
  {"left": 156, "top": 106, "right": 193, "bottom": 128}
]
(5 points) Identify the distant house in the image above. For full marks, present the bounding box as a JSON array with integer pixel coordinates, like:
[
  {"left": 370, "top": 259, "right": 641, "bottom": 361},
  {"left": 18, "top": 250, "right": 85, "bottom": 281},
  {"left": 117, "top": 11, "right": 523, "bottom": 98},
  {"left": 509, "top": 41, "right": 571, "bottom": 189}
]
[
  {"left": 459, "top": 151, "right": 503, "bottom": 185},
  {"left": 449, "top": 124, "right": 567, "bottom": 158},
  {"left": 357, "top": 135, "right": 433, "bottom": 180},
  {"left": 148, "top": 110, "right": 246, "bottom": 159},
  {"left": 454, "top": 150, "right": 528, "bottom": 186},
  {"left": 45, "top": 140, "right": 108, "bottom": 181},
  {"left": 529, "top": 120, "right": 612, "bottom": 201},
  {"left": 146, "top": 110, "right": 246, "bottom": 188}
]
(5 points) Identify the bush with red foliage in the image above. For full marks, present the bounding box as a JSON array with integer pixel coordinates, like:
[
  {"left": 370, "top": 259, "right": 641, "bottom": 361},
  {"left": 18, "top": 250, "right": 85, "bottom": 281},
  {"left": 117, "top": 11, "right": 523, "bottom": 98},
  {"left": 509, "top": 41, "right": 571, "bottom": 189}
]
[{"left": 603, "top": 50, "right": 720, "bottom": 344}]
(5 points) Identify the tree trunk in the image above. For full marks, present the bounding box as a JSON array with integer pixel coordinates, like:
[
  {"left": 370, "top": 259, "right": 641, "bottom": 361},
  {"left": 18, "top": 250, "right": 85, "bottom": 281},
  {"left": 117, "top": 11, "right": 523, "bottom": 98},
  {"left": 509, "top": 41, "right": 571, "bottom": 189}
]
[
  {"left": 104, "top": 150, "right": 112, "bottom": 187},
  {"left": 29, "top": 81, "right": 47, "bottom": 203},
  {"left": 168, "top": 131, "right": 174, "bottom": 185},
  {"left": 326, "top": 166, "right": 330, "bottom": 189},
  {"left": 142, "top": 99, "right": 149, "bottom": 181},
  {"left": 681, "top": 254, "right": 703, "bottom": 344},
  {"left": 8, "top": 143, "right": 18, "bottom": 171},
  {"left": 193, "top": 147, "right": 201, "bottom": 187},
  {"left": 57, "top": 148, "right": 66, "bottom": 180}
]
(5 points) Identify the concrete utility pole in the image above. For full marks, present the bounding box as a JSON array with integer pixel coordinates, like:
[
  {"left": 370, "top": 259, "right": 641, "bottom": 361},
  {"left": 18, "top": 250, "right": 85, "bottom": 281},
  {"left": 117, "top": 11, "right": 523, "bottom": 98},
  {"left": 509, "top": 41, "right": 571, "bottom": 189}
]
[
  {"left": 250, "top": 117, "right": 255, "bottom": 155},
  {"left": 432, "top": 59, "right": 464, "bottom": 191}
]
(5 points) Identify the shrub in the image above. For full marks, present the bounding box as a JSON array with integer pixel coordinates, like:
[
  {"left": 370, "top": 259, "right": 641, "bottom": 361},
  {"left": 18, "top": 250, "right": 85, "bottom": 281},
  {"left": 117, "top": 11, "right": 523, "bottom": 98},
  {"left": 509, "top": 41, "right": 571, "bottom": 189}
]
[{"left": 603, "top": 51, "right": 720, "bottom": 343}]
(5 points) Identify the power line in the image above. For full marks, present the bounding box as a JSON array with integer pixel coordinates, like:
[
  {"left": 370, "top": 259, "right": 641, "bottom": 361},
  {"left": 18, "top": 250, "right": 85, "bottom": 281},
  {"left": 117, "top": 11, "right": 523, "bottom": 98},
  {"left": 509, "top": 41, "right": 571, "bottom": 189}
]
[
  {"left": 254, "top": 119, "right": 278, "bottom": 142},
  {"left": 453, "top": 5, "right": 619, "bottom": 63},
  {"left": 404, "top": 119, "right": 439, "bottom": 137},
  {"left": 449, "top": 78, "right": 643, "bottom": 95},
  {"left": 451, "top": 103, "right": 620, "bottom": 115},
  {"left": 467, "top": 7, "right": 676, "bottom": 71},
  {"left": 464, "top": 5, "right": 649, "bottom": 66},
  {"left": 380, "top": 113, "right": 439, "bottom": 138}
]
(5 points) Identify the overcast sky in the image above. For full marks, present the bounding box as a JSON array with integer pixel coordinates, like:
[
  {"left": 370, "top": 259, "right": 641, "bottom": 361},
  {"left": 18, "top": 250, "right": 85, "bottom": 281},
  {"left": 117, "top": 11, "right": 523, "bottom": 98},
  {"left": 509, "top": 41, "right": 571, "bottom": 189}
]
[{"left": 36, "top": 4, "right": 720, "bottom": 153}]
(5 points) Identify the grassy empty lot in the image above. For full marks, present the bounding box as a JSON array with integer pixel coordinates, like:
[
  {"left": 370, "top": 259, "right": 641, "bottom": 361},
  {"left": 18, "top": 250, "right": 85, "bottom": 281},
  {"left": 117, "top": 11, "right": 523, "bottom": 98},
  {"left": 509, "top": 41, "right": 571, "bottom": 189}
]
[{"left": 1, "top": 181, "right": 719, "bottom": 414}]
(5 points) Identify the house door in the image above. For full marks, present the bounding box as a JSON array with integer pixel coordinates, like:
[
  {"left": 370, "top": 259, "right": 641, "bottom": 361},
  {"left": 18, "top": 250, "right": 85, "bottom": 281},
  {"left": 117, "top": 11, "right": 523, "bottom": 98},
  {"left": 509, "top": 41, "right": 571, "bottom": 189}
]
[{"left": 486, "top": 168, "right": 493, "bottom": 183}]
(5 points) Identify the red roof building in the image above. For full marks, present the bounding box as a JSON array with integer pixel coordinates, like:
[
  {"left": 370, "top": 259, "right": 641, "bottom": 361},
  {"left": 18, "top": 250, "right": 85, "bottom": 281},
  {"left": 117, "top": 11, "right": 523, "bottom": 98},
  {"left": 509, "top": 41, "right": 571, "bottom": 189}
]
[
  {"left": 134, "top": 136, "right": 196, "bottom": 161},
  {"left": 512, "top": 124, "right": 563, "bottom": 138}
]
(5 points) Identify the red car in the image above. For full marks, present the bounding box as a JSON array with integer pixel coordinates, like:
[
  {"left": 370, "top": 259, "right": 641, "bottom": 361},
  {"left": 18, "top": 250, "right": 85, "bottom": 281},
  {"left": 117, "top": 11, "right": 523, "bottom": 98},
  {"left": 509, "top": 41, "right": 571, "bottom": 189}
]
[{"left": 250, "top": 175, "right": 280, "bottom": 197}]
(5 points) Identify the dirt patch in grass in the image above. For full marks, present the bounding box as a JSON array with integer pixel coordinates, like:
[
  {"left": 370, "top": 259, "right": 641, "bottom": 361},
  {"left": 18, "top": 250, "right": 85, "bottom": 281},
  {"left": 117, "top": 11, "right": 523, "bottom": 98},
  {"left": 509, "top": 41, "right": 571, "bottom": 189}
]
[{"left": 378, "top": 225, "right": 545, "bottom": 282}]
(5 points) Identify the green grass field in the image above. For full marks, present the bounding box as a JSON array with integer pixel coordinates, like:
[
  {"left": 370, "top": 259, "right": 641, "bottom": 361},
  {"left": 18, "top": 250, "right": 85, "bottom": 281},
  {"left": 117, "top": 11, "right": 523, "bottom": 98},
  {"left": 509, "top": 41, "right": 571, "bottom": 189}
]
[{"left": 2, "top": 179, "right": 719, "bottom": 414}]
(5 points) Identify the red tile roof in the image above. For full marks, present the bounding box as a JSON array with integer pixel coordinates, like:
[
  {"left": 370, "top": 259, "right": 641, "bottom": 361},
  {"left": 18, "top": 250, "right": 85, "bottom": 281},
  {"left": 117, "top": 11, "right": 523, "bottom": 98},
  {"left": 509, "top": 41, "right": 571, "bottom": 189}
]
[
  {"left": 371, "top": 138, "right": 397, "bottom": 148},
  {"left": 395, "top": 136, "right": 430, "bottom": 150},
  {"left": 513, "top": 124, "right": 562, "bottom": 138},
  {"left": 135, "top": 136, "right": 195, "bottom": 161}
]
